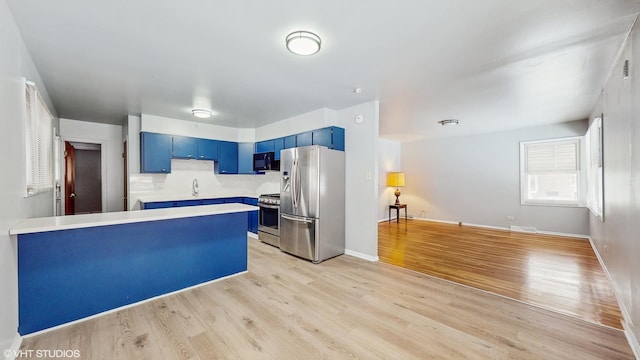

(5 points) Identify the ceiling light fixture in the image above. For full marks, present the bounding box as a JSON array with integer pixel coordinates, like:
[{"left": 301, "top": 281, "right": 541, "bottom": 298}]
[
  {"left": 438, "top": 119, "right": 459, "bottom": 126},
  {"left": 286, "top": 31, "right": 321, "bottom": 56},
  {"left": 192, "top": 109, "right": 212, "bottom": 119}
]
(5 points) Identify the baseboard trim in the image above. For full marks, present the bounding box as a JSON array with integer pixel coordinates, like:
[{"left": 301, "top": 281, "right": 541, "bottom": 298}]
[
  {"left": 624, "top": 324, "right": 640, "bottom": 360},
  {"left": 4, "top": 333, "right": 22, "bottom": 360},
  {"left": 345, "top": 249, "right": 379, "bottom": 262},
  {"left": 21, "top": 270, "right": 247, "bottom": 338},
  {"left": 586, "top": 236, "right": 637, "bottom": 343},
  {"left": 587, "top": 237, "right": 629, "bottom": 317},
  {"left": 409, "top": 217, "right": 590, "bottom": 239},
  {"left": 247, "top": 232, "right": 258, "bottom": 239}
]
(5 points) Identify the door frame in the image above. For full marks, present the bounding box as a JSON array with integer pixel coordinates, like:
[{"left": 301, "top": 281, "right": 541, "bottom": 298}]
[{"left": 59, "top": 136, "right": 108, "bottom": 214}]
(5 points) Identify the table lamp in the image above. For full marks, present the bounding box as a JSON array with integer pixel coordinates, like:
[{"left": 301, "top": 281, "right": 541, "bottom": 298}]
[{"left": 387, "top": 172, "right": 405, "bottom": 205}]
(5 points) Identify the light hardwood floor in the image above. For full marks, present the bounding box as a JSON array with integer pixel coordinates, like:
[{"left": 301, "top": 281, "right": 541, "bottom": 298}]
[
  {"left": 19, "top": 238, "right": 633, "bottom": 359},
  {"left": 378, "top": 219, "right": 624, "bottom": 330}
]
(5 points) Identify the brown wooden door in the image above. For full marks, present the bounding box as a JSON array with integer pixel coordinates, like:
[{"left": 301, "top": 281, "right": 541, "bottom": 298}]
[{"left": 64, "top": 141, "right": 76, "bottom": 215}]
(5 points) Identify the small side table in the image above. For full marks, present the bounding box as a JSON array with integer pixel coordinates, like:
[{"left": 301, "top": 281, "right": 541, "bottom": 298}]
[{"left": 389, "top": 204, "right": 408, "bottom": 223}]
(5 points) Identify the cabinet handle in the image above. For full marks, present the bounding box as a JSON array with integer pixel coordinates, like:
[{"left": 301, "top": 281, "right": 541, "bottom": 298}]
[{"left": 200, "top": 155, "right": 204, "bottom": 158}]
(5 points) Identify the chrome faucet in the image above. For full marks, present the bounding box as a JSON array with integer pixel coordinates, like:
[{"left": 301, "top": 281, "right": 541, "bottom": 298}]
[{"left": 192, "top": 178, "right": 199, "bottom": 196}]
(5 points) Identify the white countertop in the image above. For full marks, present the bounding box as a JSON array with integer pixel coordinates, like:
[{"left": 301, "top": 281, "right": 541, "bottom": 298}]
[
  {"left": 137, "top": 193, "right": 258, "bottom": 203},
  {"left": 9, "top": 204, "right": 258, "bottom": 235}
]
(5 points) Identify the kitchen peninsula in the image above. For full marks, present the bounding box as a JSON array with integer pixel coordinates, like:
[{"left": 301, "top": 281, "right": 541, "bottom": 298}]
[{"left": 10, "top": 203, "right": 257, "bottom": 335}]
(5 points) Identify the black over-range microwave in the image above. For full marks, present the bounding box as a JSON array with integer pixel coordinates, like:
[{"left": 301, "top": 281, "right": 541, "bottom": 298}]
[{"left": 253, "top": 152, "right": 279, "bottom": 171}]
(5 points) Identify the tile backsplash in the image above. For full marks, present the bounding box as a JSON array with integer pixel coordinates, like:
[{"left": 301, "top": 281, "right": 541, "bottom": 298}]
[{"left": 129, "top": 159, "right": 280, "bottom": 209}]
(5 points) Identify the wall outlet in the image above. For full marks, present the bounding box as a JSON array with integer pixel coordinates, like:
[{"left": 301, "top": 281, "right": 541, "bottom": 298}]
[{"left": 506, "top": 215, "right": 515, "bottom": 221}]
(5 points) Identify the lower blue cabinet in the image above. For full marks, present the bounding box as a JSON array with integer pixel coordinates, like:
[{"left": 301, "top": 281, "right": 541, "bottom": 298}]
[
  {"left": 201, "top": 198, "right": 224, "bottom": 205},
  {"left": 143, "top": 197, "right": 258, "bottom": 234},
  {"left": 244, "top": 197, "right": 259, "bottom": 233},
  {"left": 143, "top": 201, "right": 174, "bottom": 209}
]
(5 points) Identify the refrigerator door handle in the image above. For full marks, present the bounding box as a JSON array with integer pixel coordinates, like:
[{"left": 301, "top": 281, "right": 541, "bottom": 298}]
[
  {"left": 281, "top": 214, "right": 313, "bottom": 224},
  {"left": 292, "top": 156, "right": 299, "bottom": 208},
  {"left": 291, "top": 157, "right": 296, "bottom": 208}
]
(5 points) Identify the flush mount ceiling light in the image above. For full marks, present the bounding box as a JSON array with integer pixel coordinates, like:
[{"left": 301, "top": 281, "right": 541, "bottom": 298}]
[
  {"left": 286, "top": 31, "right": 321, "bottom": 56},
  {"left": 192, "top": 109, "right": 212, "bottom": 119},
  {"left": 438, "top": 119, "right": 459, "bottom": 126}
]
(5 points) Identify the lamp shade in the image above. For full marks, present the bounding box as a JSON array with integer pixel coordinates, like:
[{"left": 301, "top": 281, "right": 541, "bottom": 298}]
[{"left": 387, "top": 172, "right": 405, "bottom": 187}]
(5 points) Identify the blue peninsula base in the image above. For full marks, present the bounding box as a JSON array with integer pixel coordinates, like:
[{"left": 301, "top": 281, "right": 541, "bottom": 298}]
[{"left": 18, "top": 212, "right": 247, "bottom": 335}]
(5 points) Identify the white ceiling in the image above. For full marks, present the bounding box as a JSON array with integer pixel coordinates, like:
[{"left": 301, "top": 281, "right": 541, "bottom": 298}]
[{"left": 7, "top": 1, "right": 640, "bottom": 141}]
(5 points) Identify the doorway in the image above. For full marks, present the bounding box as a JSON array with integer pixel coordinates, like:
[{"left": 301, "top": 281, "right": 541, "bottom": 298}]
[{"left": 64, "top": 141, "right": 103, "bottom": 215}]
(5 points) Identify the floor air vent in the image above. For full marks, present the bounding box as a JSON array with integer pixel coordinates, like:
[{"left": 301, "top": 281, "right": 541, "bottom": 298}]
[{"left": 510, "top": 225, "right": 537, "bottom": 233}]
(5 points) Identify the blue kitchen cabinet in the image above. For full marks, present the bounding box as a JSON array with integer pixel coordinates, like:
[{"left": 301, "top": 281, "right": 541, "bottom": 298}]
[
  {"left": 244, "top": 197, "right": 259, "bottom": 233},
  {"left": 223, "top": 197, "right": 244, "bottom": 204},
  {"left": 201, "top": 198, "right": 224, "bottom": 205},
  {"left": 197, "top": 138, "right": 219, "bottom": 160},
  {"left": 330, "top": 126, "right": 345, "bottom": 151},
  {"left": 140, "top": 132, "right": 172, "bottom": 173},
  {"left": 312, "top": 126, "right": 345, "bottom": 151},
  {"left": 172, "top": 136, "right": 198, "bottom": 159},
  {"left": 143, "top": 201, "right": 175, "bottom": 209},
  {"left": 255, "top": 140, "right": 274, "bottom": 154},
  {"left": 217, "top": 141, "right": 238, "bottom": 174},
  {"left": 273, "top": 137, "right": 285, "bottom": 160},
  {"left": 312, "top": 127, "right": 332, "bottom": 149},
  {"left": 284, "top": 135, "right": 296, "bottom": 149},
  {"left": 238, "top": 142, "right": 255, "bottom": 174},
  {"left": 175, "top": 199, "right": 201, "bottom": 207},
  {"left": 296, "top": 131, "right": 313, "bottom": 147}
]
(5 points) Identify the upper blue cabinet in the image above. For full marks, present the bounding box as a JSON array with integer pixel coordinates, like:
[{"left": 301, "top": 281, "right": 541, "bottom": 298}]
[
  {"left": 217, "top": 141, "right": 238, "bottom": 174},
  {"left": 237, "top": 142, "right": 255, "bottom": 174},
  {"left": 172, "top": 136, "right": 198, "bottom": 159},
  {"left": 255, "top": 140, "right": 274, "bottom": 154},
  {"left": 296, "top": 131, "right": 313, "bottom": 147},
  {"left": 140, "top": 126, "right": 343, "bottom": 174},
  {"left": 254, "top": 126, "right": 344, "bottom": 158},
  {"left": 141, "top": 132, "right": 172, "bottom": 173},
  {"left": 173, "top": 136, "right": 219, "bottom": 160},
  {"left": 197, "top": 138, "right": 219, "bottom": 160},
  {"left": 318, "top": 126, "right": 345, "bottom": 151},
  {"left": 273, "top": 138, "right": 285, "bottom": 160},
  {"left": 284, "top": 135, "right": 296, "bottom": 149}
]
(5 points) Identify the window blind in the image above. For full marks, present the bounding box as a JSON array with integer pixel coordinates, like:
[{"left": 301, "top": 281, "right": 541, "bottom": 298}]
[
  {"left": 24, "top": 80, "right": 54, "bottom": 196},
  {"left": 525, "top": 140, "right": 578, "bottom": 172}
]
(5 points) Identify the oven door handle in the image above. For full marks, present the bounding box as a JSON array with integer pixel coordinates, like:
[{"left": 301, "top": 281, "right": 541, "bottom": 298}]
[{"left": 259, "top": 203, "right": 280, "bottom": 209}]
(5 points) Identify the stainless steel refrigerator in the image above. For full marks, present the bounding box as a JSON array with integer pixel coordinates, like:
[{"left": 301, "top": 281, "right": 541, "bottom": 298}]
[{"left": 280, "top": 145, "right": 345, "bottom": 263}]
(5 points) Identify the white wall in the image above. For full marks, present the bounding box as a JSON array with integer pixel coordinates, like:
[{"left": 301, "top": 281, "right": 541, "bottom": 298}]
[
  {"left": 378, "top": 138, "right": 402, "bottom": 221},
  {"left": 589, "top": 21, "right": 640, "bottom": 352},
  {"left": 401, "top": 120, "right": 590, "bottom": 235},
  {"left": 336, "top": 101, "right": 380, "bottom": 260},
  {"left": 141, "top": 113, "right": 246, "bottom": 142},
  {"left": 59, "top": 118, "right": 124, "bottom": 213},
  {"left": 0, "top": 0, "right": 57, "bottom": 353}
]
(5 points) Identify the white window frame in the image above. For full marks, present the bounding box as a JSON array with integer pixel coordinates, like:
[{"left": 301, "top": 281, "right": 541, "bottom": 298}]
[
  {"left": 520, "top": 136, "right": 585, "bottom": 207},
  {"left": 585, "top": 115, "right": 604, "bottom": 220},
  {"left": 23, "top": 78, "right": 54, "bottom": 197}
]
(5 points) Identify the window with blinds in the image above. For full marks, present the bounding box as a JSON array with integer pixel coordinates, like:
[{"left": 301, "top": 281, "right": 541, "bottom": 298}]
[
  {"left": 520, "top": 137, "right": 583, "bottom": 206},
  {"left": 24, "top": 79, "right": 54, "bottom": 196}
]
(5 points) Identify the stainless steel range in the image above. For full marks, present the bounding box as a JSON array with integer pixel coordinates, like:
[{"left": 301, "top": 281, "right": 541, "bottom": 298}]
[{"left": 258, "top": 193, "right": 280, "bottom": 247}]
